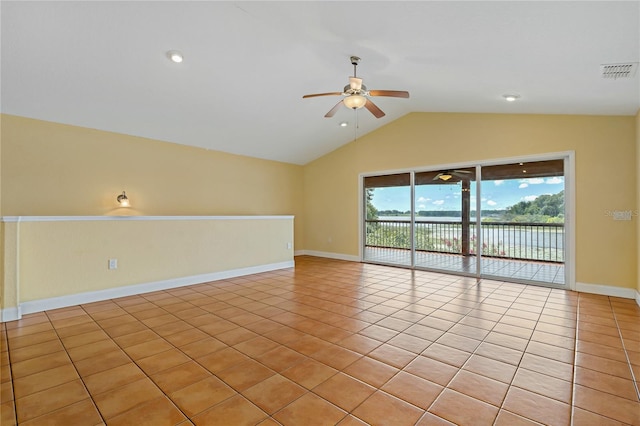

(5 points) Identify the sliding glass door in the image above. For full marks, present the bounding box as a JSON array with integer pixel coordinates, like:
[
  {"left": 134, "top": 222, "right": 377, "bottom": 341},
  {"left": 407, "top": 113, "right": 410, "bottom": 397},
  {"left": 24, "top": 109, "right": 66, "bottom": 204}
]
[
  {"left": 362, "top": 158, "right": 567, "bottom": 287},
  {"left": 479, "top": 160, "right": 565, "bottom": 285},
  {"left": 363, "top": 173, "right": 413, "bottom": 266},
  {"left": 413, "top": 167, "right": 477, "bottom": 275}
]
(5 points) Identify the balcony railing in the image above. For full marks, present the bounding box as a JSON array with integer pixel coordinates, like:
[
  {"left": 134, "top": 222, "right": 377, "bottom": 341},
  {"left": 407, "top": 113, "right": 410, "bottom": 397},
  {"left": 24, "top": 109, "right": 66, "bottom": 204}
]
[{"left": 365, "top": 219, "right": 564, "bottom": 263}]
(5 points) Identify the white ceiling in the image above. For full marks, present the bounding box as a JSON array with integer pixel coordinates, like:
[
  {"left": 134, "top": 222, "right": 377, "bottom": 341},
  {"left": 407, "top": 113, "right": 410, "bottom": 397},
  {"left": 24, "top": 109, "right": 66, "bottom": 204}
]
[{"left": 2, "top": 1, "right": 639, "bottom": 165}]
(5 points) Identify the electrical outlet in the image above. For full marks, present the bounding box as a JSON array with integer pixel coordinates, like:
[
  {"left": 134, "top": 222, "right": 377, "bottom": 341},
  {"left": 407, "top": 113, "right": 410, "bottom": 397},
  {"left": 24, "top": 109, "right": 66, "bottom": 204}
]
[
  {"left": 287, "top": 242, "right": 292, "bottom": 249},
  {"left": 108, "top": 259, "right": 118, "bottom": 270},
  {"left": 612, "top": 210, "right": 632, "bottom": 221}
]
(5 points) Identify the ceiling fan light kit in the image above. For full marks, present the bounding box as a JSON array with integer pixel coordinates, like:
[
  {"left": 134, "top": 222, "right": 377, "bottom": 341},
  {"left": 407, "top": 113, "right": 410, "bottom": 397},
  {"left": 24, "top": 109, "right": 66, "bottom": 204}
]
[
  {"left": 434, "top": 170, "right": 473, "bottom": 181},
  {"left": 303, "top": 56, "right": 409, "bottom": 119},
  {"left": 343, "top": 94, "right": 367, "bottom": 109}
]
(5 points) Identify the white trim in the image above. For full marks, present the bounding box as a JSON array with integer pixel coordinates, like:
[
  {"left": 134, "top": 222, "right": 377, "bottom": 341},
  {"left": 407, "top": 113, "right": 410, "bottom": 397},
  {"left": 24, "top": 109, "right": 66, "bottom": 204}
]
[
  {"left": 0, "top": 307, "right": 21, "bottom": 322},
  {"left": 635, "top": 290, "right": 640, "bottom": 308},
  {"left": 575, "top": 281, "right": 638, "bottom": 300},
  {"left": 1, "top": 215, "right": 294, "bottom": 223},
  {"left": 358, "top": 176, "right": 364, "bottom": 261},
  {"left": 295, "top": 250, "right": 360, "bottom": 262},
  {"left": 564, "top": 152, "right": 577, "bottom": 291},
  {"left": 8, "top": 261, "right": 293, "bottom": 320}
]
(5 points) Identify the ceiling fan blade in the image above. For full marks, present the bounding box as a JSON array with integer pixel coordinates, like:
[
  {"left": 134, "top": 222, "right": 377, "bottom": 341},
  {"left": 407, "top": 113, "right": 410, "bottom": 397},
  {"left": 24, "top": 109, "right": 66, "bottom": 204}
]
[
  {"left": 302, "top": 92, "right": 343, "bottom": 99},
  {"left": 369, "top": 90, "right": 410, "bottom": 98},
  {"left": 349, "top": 77, "right": 363, "bottom": 91},
  {"left": 453, "top": 170, "right": 472, "bottom": 173},
  {"left": 364, "top": 99, "right": 385, "bottom": 118},
  {"left": 324, "top": 101, "right": 344, "bottom": 118},
  {"left": 433, "top": 174, "right": 442, "bottom": 181}
]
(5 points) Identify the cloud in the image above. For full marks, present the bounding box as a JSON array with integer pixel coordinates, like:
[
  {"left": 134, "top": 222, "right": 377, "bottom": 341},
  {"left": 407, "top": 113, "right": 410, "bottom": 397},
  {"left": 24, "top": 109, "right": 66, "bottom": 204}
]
[
  {"left": 487, "top": 200, "right": 498, "bottom": 206},
  {"left": 546, "top": 177, "right": 563, "bottom": 184},
  {"left": 494, "top": 180, "right": 504, "bottom": 186},
  {"left": 481, "top": 197, "right": 487, "bottom": 202},
  {"left": 417, "top": 196, "right": 431, "bottom": 202},
  {"left": 522, "top": 195, "right": 538, "bottom": 202},
  {"left": 418, "top": 204, "right": 426, "bottom": 209},
  {"left": 433, "top": 200, "right": 445, "bottom": 205},
  {"left": 520, "top": 178, "right": 544, "bottom": 185},
  {"left": 519, "top": 183, "right": 528, "bottom": 189}
]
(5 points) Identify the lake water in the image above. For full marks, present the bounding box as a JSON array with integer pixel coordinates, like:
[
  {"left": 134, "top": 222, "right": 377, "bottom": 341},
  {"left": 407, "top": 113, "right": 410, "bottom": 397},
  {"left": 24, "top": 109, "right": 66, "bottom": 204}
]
[{"left": 373, "top": 216, "right": 564, "bottom": 253}]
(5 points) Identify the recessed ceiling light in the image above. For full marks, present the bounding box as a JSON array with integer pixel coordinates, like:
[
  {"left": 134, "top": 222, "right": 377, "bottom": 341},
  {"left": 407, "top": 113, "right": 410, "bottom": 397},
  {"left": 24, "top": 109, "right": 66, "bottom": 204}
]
[
  {"left": 339, "top": 121, "right": 348, "bottom": 127},
  {"left": 167, "top": 50, "right": 183, "bottom": 63},
  {"left": 503, "top": 94, "right": 520, "bottom": 102}
]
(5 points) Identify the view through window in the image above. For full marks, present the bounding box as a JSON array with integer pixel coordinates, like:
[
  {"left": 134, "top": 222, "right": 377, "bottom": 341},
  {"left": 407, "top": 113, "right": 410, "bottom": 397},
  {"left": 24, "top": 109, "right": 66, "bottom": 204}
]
[{"left": 363, "top": 159, "right": 566, "bottom": 286}]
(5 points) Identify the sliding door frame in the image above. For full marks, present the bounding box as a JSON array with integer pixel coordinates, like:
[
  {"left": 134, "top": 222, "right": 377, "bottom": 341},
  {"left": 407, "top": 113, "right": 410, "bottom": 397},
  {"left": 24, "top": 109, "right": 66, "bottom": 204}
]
[{"left": 358, "top": 151, "right": 576, "bottom": 290}]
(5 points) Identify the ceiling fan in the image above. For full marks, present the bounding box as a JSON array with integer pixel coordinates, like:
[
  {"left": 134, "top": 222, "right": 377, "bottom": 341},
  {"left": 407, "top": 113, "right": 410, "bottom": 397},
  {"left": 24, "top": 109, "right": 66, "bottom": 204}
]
[
  {"left": 434, "top": 170, "right": 473, "bottom": 181},
  {"left": 303, "top": 56, "right": 409, "bottom": 118}
]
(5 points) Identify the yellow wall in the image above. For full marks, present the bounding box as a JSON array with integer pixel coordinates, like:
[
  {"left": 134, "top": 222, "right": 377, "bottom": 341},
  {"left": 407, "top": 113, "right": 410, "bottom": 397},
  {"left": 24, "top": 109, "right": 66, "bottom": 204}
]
[
  {"left": 304, "top": 113, "right": 637, "bottom": 290},
  {"left": 0, "top": 114, "right": 304, "bottom": 249},
  {"left": 10, "top": 217, "right": 293, "bottom": 303}
]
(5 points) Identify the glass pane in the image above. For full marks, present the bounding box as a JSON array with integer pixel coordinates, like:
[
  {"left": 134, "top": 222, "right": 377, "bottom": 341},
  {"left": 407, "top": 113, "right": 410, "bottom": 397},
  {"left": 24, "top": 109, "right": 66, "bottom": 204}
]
[
  {"left": 364, "top": 173, "right": 412, "bottom": 266},
  {"left": 479, "top": 160, "right": 565, "bottom": 285},
  {"left": 414, "top": 167, "right": 477, "bottom": 274}
]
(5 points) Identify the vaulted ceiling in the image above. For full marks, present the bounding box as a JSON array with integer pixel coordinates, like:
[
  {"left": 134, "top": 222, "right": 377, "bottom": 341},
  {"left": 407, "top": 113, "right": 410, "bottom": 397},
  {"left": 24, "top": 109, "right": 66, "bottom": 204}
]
[{"left": 2, "top": 1, "right": 638, "bottom": 165}]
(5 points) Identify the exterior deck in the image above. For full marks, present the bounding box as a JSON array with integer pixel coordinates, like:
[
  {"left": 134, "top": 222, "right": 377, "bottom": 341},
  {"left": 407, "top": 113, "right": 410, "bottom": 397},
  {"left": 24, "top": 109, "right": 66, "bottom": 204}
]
[{"left": 364, "top": 247, "right": 565, "bottom": 285}]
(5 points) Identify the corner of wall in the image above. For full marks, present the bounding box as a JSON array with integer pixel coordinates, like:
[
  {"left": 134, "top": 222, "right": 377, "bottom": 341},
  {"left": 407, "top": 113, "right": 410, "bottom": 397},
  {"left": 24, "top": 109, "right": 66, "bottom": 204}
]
[
  {"left": 0, "top": 221, "right": 19, "bottom": 319},
  {"left": 636, "top": 108, "right": 640, "bottom": 300}
]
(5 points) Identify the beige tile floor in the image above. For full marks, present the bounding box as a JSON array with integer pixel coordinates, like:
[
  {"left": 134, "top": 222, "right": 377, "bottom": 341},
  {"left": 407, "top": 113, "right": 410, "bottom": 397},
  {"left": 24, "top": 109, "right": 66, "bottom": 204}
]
[{"left": 1, "top": 256, "right": 639, "bottom": 425}]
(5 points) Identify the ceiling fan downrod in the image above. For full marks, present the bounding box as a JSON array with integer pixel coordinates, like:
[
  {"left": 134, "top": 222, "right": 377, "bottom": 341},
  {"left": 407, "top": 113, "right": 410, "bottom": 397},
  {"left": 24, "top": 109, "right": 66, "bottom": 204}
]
[{"left": 350, "top": 56, "right": 360, "bottom": 77}]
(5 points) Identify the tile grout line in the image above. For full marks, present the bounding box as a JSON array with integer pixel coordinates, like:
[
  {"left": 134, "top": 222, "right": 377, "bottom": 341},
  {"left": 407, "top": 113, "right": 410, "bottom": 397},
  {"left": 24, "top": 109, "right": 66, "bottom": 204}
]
[
  {"left": 609, "top": 298, "right": 640, "bottom": 401},
  {"left": 7, "top": 310, "right": 106, "bottom": 426},
  {"left": 113, "top": 284, "right": 343, "bottom": 424},
  {"left": 2, "top": 323, "right": 18, "bottom": 426},
  {"left": 69, "top": 294, "right": 222, "bottom": 423},
  {"left": 490, "top": 281, "right": 545, "bottom": 424},
  {"left": 53, "top": 308, "right": 109, "bottom": 426},
  {"left": 569, "top": 293, "right": 581, "bottom": 426},
  {"left": 418, "top": 278, "right": 532, "bottom": 424}
]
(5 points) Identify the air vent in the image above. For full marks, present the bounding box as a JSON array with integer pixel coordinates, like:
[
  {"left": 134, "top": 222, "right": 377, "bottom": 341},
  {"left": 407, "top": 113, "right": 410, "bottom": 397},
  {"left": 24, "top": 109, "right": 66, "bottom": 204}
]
[{"left": 600, "top": 63, "right": 638, "bottom": 79}]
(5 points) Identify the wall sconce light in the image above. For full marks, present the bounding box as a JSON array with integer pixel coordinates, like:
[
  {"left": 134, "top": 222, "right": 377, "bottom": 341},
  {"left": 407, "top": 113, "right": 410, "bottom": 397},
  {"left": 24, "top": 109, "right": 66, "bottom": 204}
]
[{"left": 117, "top": 191, "right": 130, "bottom": 207}]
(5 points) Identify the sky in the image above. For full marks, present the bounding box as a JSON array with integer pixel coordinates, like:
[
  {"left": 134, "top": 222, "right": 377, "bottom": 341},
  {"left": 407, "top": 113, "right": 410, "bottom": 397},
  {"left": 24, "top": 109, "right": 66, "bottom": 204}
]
[{"left": 371, "top": 177, "right": 564, "bottom": 212}]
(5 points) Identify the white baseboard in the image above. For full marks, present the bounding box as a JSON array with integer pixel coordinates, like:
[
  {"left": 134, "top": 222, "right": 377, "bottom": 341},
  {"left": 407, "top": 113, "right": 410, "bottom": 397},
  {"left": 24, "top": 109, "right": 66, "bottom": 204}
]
[
  {"left": 0, "top": 307, "right": 21, "bottom": 322},
  {"left": 4, "top": 260, "right": 294, "bottom": 321},
  {"left": 294, "top": 250, "right": 360, "bottom": 262},
  {"left": 636, "top": 290, "right": 640, "bottom": 308},
  {"left": 575, "top": 281, "right": 639, "bottom": 301}
]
